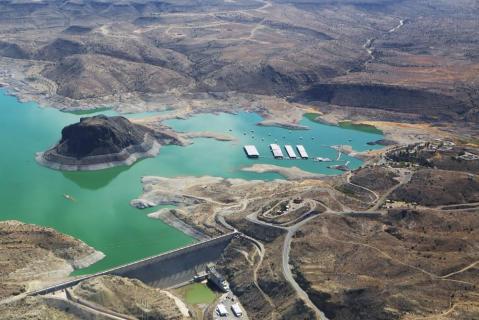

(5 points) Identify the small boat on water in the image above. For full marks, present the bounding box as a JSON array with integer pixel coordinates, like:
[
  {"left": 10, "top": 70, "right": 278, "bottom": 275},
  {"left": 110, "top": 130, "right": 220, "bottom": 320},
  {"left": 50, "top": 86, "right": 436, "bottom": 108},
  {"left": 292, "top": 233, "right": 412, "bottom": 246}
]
[
  {"left": 63, "top": 194, "right": 75, "bottom": 201},
  {"left": 314, "top": 157, "right": 332, "bottom": 162}
]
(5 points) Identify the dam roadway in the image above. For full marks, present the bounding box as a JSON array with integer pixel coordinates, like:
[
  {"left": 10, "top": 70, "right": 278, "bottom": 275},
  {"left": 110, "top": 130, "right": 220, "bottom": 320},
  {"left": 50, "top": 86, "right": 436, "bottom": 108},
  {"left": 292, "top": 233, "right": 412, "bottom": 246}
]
[{"left": 28, "top": 232, "right": 238, "bottom": 296}]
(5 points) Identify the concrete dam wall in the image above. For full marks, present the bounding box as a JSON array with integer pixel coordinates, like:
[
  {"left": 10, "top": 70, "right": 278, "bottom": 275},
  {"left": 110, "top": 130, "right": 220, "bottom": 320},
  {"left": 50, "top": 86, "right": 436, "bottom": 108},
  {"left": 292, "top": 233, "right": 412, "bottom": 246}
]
[
  {"left": 31, "top": 232, "right": 238, "bottom": 295},
  {"left": 109, "top": 232, "right": 237, "bottom": 288}
]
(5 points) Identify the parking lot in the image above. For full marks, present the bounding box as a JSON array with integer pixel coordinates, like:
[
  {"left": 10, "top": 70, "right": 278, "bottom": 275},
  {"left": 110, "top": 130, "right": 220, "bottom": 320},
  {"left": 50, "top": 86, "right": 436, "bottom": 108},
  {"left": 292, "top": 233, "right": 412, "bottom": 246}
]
[{"left": 213, "top": 292, "right": 249, "bottom": 320}]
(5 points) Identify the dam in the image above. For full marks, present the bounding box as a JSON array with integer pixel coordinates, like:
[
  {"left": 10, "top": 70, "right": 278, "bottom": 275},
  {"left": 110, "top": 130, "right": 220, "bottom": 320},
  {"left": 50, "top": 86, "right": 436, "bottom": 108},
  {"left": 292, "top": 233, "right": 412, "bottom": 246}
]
[{"left": 30, "top": 232, "right": 238, "bottom": 296}]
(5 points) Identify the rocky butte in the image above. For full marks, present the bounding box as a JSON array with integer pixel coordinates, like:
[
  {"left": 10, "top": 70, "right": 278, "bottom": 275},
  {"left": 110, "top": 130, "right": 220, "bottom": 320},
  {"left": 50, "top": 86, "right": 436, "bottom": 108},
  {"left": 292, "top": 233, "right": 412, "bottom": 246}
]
[{"left": 36, "top": 115, "right": 160, "bottom": 171}]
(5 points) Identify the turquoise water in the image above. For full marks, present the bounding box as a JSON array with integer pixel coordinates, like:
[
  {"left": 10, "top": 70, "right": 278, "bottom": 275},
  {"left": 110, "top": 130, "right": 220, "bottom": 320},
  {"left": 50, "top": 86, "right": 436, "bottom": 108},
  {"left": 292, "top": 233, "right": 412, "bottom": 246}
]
[{"left": 0, "top": 89, "right": 383, "bottom": 275}]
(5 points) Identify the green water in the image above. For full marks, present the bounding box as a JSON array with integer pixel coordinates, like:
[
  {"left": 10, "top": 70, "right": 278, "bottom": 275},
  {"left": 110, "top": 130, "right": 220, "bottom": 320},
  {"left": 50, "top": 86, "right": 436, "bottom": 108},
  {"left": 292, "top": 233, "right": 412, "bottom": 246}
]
[
  {"left": 0, "top": 89, "right": 383, "bottom": 275},
  {"left": 182, "top": 283, "right": 217, "bottom": 305}
]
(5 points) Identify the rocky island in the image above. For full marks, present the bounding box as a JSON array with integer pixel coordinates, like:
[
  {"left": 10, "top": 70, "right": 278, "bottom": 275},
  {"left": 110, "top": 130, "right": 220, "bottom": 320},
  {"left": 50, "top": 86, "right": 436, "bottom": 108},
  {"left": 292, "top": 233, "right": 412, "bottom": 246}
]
[{"left": 36, "top": 115, "right": 161, "bottom": 171}]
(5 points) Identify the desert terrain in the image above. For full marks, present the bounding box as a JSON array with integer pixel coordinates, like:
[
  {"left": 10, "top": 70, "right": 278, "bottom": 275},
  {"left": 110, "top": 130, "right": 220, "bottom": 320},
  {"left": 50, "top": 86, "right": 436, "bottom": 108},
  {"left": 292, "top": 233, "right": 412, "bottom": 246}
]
[
  {"left": 0, "top": 0, "right": 478, "bottom": 319},
  {"left": 0, "top": 0, "right": 477, "bottom": 136}
]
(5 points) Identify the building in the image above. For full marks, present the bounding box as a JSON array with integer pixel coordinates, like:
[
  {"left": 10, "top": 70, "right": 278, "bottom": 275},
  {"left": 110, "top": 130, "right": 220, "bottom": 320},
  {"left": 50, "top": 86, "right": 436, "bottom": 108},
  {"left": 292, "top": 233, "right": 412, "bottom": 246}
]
[
  {"left": 270, "top": 144, "right": 284, "bottom": 159},
  {"left": 296, "top": 145, "right": 308, "bottom": 159},
  {"left": 284, "top": 145, "right": 297, "bottom": 159},
  {"left": 231, "top": 303, "right": 243, "bottom": 317},
  {"left": 243, "top": 145, "right": 260, "bottom": 158},
  {"left": 207, "top": 264, "right": 230, "bottom": 292}
]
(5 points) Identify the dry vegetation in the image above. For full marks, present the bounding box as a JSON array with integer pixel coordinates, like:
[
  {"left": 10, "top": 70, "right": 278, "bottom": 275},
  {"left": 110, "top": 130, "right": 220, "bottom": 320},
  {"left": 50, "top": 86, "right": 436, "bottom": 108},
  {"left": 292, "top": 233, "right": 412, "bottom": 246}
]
[
  {"left": 0, "top": 220, "right": 103, "bottom": 299},
  {"left": 290, "top": 208, "right": 479, "bottom": 320}
]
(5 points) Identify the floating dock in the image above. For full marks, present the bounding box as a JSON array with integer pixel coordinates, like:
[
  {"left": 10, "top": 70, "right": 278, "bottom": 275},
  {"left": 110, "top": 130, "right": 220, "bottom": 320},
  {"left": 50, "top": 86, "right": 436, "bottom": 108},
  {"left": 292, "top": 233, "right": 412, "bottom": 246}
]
[
  {"left": 296, "top": 145, "right": 308, "bottom": 159},
  {"left": 244, "top": 145, "right": 260, "bottom": 158},
  {"left": 269, "top": 144, "right": 284, "bottom": 159},
  {"left": 284, "top": 145, "right": 297, "bottom": 159}
]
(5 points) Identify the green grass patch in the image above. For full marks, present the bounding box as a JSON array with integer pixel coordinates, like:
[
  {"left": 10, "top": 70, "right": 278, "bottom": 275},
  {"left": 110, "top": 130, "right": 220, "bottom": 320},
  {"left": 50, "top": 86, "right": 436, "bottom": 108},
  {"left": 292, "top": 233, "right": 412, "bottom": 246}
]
[
  {"left": 338, "top": 121, "right": 383, "bottom": 134},
  {"left": 304, "top": 112, "right": 322, "bottom": 122},
  {"left": 178, "top": 283, "right": 217, "bottom": 305},
  {"left": 64, "top": 107, "right": 112, "bottom": 115}
]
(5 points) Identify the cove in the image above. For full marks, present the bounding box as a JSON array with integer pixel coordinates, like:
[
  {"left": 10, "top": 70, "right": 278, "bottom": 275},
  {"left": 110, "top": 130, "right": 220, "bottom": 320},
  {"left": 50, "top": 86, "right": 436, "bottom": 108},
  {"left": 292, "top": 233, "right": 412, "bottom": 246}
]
[{"left": 0, "top": 89, "right": 383, "bottom": 275}]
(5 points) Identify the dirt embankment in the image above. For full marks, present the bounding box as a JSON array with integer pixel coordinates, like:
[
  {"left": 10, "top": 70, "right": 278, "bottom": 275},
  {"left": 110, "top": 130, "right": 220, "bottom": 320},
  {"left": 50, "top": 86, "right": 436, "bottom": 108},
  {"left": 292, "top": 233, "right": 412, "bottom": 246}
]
[
  {"left": 71, "top": 275, "right": 190, "bottom": 320},
  {"left": 0, "top": 220, "right": 104, "bottom": 299},
  {"left": 0, "top": 296, "right": 83, "bottom": 320},
  {"left": 216, "top": 234, "right": 316, "bottom": 320},
  {"left": 350, "top": 167, "right": 399, "bottom": 193}
]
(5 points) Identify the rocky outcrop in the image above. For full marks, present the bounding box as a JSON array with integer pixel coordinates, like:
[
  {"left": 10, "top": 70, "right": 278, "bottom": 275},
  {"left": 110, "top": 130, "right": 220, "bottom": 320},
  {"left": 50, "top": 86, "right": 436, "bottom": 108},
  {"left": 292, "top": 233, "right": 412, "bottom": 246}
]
[
  {"left": 295, "top": 83, "right": 470, "bottom": 120},
  {"left": 36, "top": 115, "right": 161, "bottom": 171}
]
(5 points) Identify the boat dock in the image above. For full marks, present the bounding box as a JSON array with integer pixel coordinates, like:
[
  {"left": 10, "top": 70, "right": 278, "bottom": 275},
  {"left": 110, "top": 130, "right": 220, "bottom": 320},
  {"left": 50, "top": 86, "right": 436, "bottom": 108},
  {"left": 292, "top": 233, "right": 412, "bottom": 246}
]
[
  {"left": 269, "top": 144, "right": 284, "bottom": 159},
  {"left": 244, "top": 145, "right": 260, "bottom": 158},
  {"left": 284, "top": 145, "right": 297, "bottom": 159},
  {"left": 296, "top": 145, "right": 308, "bottom": 159}
]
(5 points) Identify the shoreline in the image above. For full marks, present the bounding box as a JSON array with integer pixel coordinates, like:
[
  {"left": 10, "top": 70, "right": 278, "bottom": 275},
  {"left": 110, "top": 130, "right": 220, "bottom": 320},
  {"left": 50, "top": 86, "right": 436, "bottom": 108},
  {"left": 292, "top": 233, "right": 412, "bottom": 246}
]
[{"left": 147, "top": 208, "right": 211, "bottom": 241}]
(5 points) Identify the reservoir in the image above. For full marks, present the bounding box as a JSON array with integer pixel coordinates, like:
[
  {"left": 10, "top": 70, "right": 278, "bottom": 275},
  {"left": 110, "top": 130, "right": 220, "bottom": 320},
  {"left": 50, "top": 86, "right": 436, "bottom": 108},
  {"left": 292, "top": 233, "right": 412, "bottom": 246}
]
[{"left": 0, "top": 89, "right": 383, "bottom": 275}]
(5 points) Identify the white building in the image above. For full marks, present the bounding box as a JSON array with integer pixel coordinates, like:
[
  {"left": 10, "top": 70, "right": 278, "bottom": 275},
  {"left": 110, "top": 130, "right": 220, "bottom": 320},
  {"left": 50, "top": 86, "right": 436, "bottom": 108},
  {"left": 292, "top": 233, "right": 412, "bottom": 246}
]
[
  {"left": 296, "top": 145, "right": 308, "bottom": 159},
  {"left": 243, "top": 145, "right": 260, "bottom": 158},
  {"left": 270, "top": 144, "right": 284, "bottom": 158},
  {"left": 284, "top": 145, "right": 297, "bottom": 159}
]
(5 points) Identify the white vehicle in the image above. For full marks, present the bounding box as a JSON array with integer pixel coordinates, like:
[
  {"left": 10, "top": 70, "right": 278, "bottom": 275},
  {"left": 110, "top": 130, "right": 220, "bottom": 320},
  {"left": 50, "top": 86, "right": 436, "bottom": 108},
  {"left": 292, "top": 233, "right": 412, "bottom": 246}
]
[
  {"left": 216, "top": 304, "right": 228, "bottom": 316},
  {"left": 231, "top": 303, "right": 243, "bottom": 317}
]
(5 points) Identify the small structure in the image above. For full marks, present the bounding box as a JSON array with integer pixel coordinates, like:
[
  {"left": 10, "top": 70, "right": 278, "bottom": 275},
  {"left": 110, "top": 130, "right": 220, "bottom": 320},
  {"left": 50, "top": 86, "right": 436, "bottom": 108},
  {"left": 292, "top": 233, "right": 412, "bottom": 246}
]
[
  {"left": 284, "top": 145, "right": 297, "bottom": 159},
  {"left": 207, "top": 264, "right": 230, "bottom": 292},
  {"left": 296, "top": 145, "right": 308, "bottom": 159},
  {"left": 216, "top": 304, "right": 228, "bottom": 316},
  {"left": 231, "top": 303, "right": 243, "bottom": 317},
  {"left": 193, "top": 271, "right": 208, "bottom": 282},
  {"left": 270, "top": 144, "right": 284, "bottom": 159},
  {"left": 243, "top": 145, "right": 260, "bottom": 158}
]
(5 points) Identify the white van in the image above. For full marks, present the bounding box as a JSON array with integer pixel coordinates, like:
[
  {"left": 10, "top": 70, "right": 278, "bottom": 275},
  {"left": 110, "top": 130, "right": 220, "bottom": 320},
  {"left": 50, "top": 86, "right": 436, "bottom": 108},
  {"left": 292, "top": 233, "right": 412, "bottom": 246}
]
[
  {"left": 216, "top": 304, "right": 228, "bottom": 317},
  {"left": 231, "top": 303, "right": 242, "bottom": 317}
]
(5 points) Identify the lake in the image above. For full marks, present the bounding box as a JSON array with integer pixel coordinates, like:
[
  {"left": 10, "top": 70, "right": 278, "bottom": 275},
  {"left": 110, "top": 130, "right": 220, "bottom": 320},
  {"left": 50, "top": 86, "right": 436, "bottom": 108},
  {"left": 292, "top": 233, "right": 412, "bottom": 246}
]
[{"left": 0, "top": 89, "right": 383, "bottom": 275}]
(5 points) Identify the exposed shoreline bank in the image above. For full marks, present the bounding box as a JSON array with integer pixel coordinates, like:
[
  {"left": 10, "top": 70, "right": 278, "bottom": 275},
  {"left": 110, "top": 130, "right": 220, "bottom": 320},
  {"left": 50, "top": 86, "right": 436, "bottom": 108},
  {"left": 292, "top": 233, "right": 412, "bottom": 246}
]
[{"left": 35, "top": 135, "right": 161, "bottom": 171}]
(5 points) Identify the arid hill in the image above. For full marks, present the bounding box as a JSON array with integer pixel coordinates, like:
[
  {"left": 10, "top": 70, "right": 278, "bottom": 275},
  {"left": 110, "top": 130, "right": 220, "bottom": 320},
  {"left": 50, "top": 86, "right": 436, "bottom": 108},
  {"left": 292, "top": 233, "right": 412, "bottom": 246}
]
[
  {"left": 0, "top": 220, "right": 103, "bottom": 299},
  {"left": 390, "top": 169, "right": 479, "bottom": 206},
  {"left": 71, "top": 275, "right": 189, "bottom": 320},
  {"left": 0, "top": 0, "right": 477, "bottom": 125},
  {"left": 290, "top": 208, "right": 479, "bottom": 320}
]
